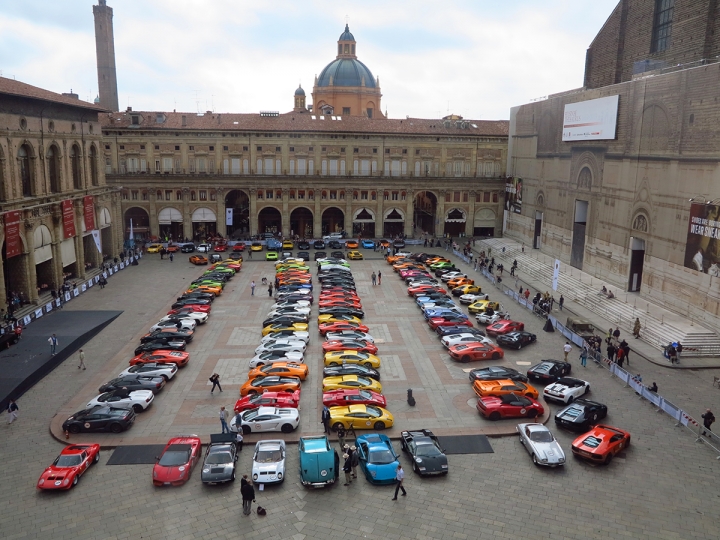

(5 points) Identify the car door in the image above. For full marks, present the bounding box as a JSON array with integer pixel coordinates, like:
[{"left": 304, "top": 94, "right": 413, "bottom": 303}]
[{"left": 84, "top": 413, "right": 104, "bottom": 431}]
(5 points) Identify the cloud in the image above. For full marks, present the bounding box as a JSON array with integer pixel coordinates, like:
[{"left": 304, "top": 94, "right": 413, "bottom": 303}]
[{"left": 0, "top": 0, "right": 619, "bottom": 118}]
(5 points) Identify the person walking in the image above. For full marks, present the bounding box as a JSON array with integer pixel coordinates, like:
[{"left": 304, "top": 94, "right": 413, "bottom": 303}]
[
  {"left": 6, "top": 399, "right": 18, "bottom": 424},
  {"left": 99, "top": 275, "right": 107, "bottom": 289},
  {"left": 336, "top": 424, "right": 346, "bottom": 449},
  {"left": 391, "top": 464, "right": 407, "bottom": 500},
  {"left": 48, "top": 334, "right": 58, "bottom": 356},
  {"left": 250, "top": 281, "right": 256, "bottom": 296},
  {"left": 621, "top": 341, "right": 630, "bottom": 365},
  {"left": 559, "top": 295, "right": 564, "bottom": 311},
  {"left": 350, "top": 445, "right": 359, "bottom": 478},
  {"left": 633, "top": 318, "right": 641, "bottom": 339},
  {"left": 78, "top": 349, "right": 86, "bottom": 370},
  {"left": 209, "top": 373, "right": 222, "bottom": 393},
  {"left": 268, "top": 283, "right": 273, "bottom": 297},
  {"left": 523, "top": 289, "right": 530, "bottom": 301},
  {"left": 169, "top": 252, "right": 174, "bottom": 262},
  {"left": 579, "top": 348, "right": 587, "bottom": 367},
  {"left": 219, "top": 406, "right": 230, "bottom": 434},
  {"left": 606, "top": 328, "right": 613, "bottom": 345},
  {"left": 612, "top": 326, "right": 621, "bottom": 343},
  {"left": 371, "top": 272, "right": 377, "bottom": 286},
  {"left": 321, "top": 406, "right": 331, "bottom": 434},
  {"left": 241, "top": 479, "right": 256, "bottom": 515},
  {"left": 247, "top": 249, "right": 252, "bottom": 259},
  {"left": 606, "top": 342, "right": 616, "bottom": 363},
  {"left": 563, "top": 342, "right": 572, "bottom": 361},
  {"left": 676, "top": 342, "right": 683, "bottom": 362},
  {"left": 701, "top": 409, "right": 715, "bottom": 436},
  {"left": 377, "top": 272, "right": 382, "bottom": 284},
  {"left": 616, "top": 347, "right": 625, "bottom": 368},
  {"left": 342, "top": 452, "right": 352, "bottom": 486},
  {"left": 668, "top": 344, "right": 678, "bottom": 364}
]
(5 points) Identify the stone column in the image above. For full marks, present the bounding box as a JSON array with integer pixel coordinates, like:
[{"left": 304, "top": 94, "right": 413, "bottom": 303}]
[
  {"left": 24, "top": 226, "right": 39, "bottom": 304},
  {"left": 281, "top": 189, "right": 290, "bottom": 237},
  {"left": 466, "top": 191, "right": 476, "bottom": 237},
  {"left": 249, "top": 189, "right": 258, "bottom": 236},
  {"left": 404, "top": 189, "right": 414, "bottom": 237},
  {"left": 74, "top": 202, "right": 86, "bottom": 280},
  {"left": 344, "top": 191, "right": 352, "bottom": 235},
  {"left": 375, "top": 193, "right": 384, "bottom": 238},
  {"left": 149, "top": 190, "right": 159, "bottom": 238},
  {"left": 216, "top": 188, "right": 226, "bottom": 237},
  {"left": 437, "top": 190, "right": 446, "bottom": 237},
  {"left": 182, "top": 189, "right": 192, "bottom": 241},
  {"left": 314, "top": 196, "right": 322, "bottom": 238}
]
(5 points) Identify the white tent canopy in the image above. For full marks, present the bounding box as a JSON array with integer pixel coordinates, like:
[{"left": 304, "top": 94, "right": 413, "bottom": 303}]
[
  {"left": 191, "top": 207, "right": 217, "bottom": 222},
  {"left": 158, "top": 207, "right": 183, "bottom": 224}
]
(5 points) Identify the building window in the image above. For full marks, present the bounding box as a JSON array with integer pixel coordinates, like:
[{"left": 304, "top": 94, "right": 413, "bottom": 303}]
[
  {"left": 70, "top": 144, "right": 82, "bottom": 189},
  {"left": 165, "top": 190, "right": 171, "bottom": 200},
  {"left": 131, "top": 115, "right": 139, "bottom": 125},
  {"left": 210, "top": 191, "right": 216, "bottom": 201},
  {"left": 483, "top": 192, "right": 491, "bottom": 203},
  {"left": 297, "top": 158, "right": 306, "bottom": 175},
  {"left": 322, "top": 160, "right": 328, "bottom": 175},
  {"left": 122, "top": 190, "right": 128, "bottom": 200},
  {"left": 131, "top": 190, "right": 139, "bottom": 200},
  {"left": 391, "top": 191, "right": 399, "bottom": 201},
  {"left": 189, "top": 158, "right": 196, "bottom": 173},
  {"left": 176, "top": 190, "right": 182, "bottom": 200},
  {"left": 191, "top": 190, "right": 197, "bottom": 201},
  {"left": 367, "top": 108, "right": 373, "bottom": 119},
  {"left": 155, "top": 160, "right": 161, "bottom": 173},
  {"left": 308, "top": 190, "right": 314, "bottom": 200},
  {"left": 266, "top": 190, "right": 273, "bottom": 199},
  {"left": 90, "top": 145, "right": 99, "bottom": 185},
  {"left": 492, "top": 193, "right": 499, "bottom": 203},
  {"left": 175, "top": 158, "right": 181, "bottom": 171},
  {"left": 256, "top": 191, "right": 263, "bottom": 200},
  {"left": 199, "top": 190, "right": 207, "bottom": 201},
  {"left": 47, "top": 145, "right": 61, "bottom": 193},
  {"left": 330, "top": 190, "right": 337, "bottom": 200},
  {"left": 154, "top": 145, "right": 160, "bottom": 150},
  {"left": 342, "top": 107, "right": 351, "bottom": 115},
  {"left": 298, "top": 190, "right": 305, "bottom": 200},
  {"left": 652, "top": 0, "right": 674, "bottom": 53},
  {"left": 163, "top": 157, "right": 173, "bottom": 172},
  {"left": 463, "top": 192, "right": 468, "bottom": 203},
  {"left": 371, "top": 191, "right": 376, "bottom": 201},
  {"left": 360, "top": 191, "right": 367, "bottom": 200},
  {"left": 175, "top": 145, "right": 180, "bottom": 151},
  {"left": 289, "top": 190, "right": 295, "bottom": 200},
  {"left": 142, "top": 191, "right": 148, "bottom": 201},
  {"left": 209, "top": 146, "right": 214, "bottom": 151}
]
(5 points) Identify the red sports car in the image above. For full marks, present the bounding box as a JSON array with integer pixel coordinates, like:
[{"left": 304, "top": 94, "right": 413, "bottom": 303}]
[
  {"left": 319, "top": 295, "right": 361, "bottom": 303},
  {"left": 152, "top": 435, "right": 202, "bottom": 486},
  {"left": 485, "top": 320, "right": 525, "bottom": 336},
  {"left": 319, "top": 291, "right": 360, "bottom": 298},
  {"left": 232, "top": 243, "right": 246, "bottom": 252},
  {"left": 37, "top": 443, "right": 101, "bottom": 490},
  {"left": 234, "top": 390, "right": 300, "bottom": 414},
  {"left": 318, "top": 299, "right": 363, "bottom": 309},
  {"left": 214, "top": 243, "right": 228, "bottom": 252},
  {"left": 410, "top": 287, "right": 447, "bottom": 298},
  {"left": 318, "top": 321, "right": 369, "bottom": 335},
  {"left": 400, "top": 269, "right": 430, "bottom": 279},
  {"left": 428, "top": 316, "right": 473, "bottom": 329},
  {"left": 322, "top": 340, "right": 378, "bottom": 354},
  {"left": 322, "top": 389, "right": 387, "bottom": 408},
  {"left": 130, "top": 350, "right": 190, "bottom": 368},
  {"left": 168, "top": 304, "right": 211, "bottom": 314},
  {"left": 476, "top": 393, "right": 544, "bottom": 421},
  {"left": 571, "top": 425, "right": 631, "bottom": 465},
  {"left": 408, "top": 284, "right": 442, "bottom": 296},
  {"left": 448, "top": 342, "right": 504, "bottom": 362}
]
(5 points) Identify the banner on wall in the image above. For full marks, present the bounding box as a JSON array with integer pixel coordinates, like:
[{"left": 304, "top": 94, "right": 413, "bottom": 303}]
[
  {"left": 62, "top": 200, "right": 76, "bottom": 239},
  {"left": 683, "top": 202, "right": 720, "bottom": 275},
  {"left": 504, "top": 177, "right": 522, "bottom": 215},
  {"left": 562, "top": 95, "right": 619, "bottom": 142},
  {"left": 91, "top": 229, "right": 102, "bottom": 253},
  {"left": 83, "top": 196, "right": 95, "bottom": 231},
  {"left": 226, "top": 208, "right": 233, "bottom": 226},
  {"left": 3, "top": 210, "right": 22, "bottom": 258}
]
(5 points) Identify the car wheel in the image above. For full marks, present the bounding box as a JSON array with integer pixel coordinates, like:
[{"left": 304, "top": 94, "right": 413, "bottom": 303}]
[
  {"left": 332, "top": 422, "right": 345, "bottom": 432},
  {"left": 68, "top": 425, "right": 81, "bottom": 434},
  {"left": 461, "top": 355, "right": 471, "bottom": 363},
  {"left": 132, "top": 404, "right": 143, "bottom": 413},
  {"left": 585, "top": 385, "right": 590, "bottom": 394},
  {"left": 242, "top": 425, "right": 251, "bottom": 435},
  {"left": 281, "top": 423, "right": 294, "bottom": 433},
  {"left": 329, "top": 362, "right": 339, "bottom": 367},
  {"left": 72, "top": 475, "right": 78, "bottom": 486},
  {"left": 567, "top": 396, "right": 574, "bottom": 404},
  {"left": 231, "top": 471, "right": 236, "bottom": 482},
  {"left": 363, "top": 362, "right": 374, "bottom": 368},
  {"left": 161, "top": 375, "right": 170, "bottom": 381},
  {"left": 94, "top": 452, "right": 100, "bottom": 463},
  {"left": 412, "top": 461, "right": 418, "bottom": 473},
  {"left": 532, "top": 454, "right": 539, "bottom": 466},
  {"left": 248, "top": 390, "right": 259, "bottom": 395},
  {"left": 374, "top": 421, "right": 386, "bottom": 430},
  {"left": 109, "top": 423, "right": 123, "bottom": 433},
  {"left": 492, "top": 352, "right": 500, "bottom": 359},
  {"left": 489, "top": 412, "right": 501, "bottom": 421},
  {"left": 255, "top": 362, "right": 265, "bottom": 367},
  {"left": 604, "top": 453, "right": 613, "bottom": 465}
]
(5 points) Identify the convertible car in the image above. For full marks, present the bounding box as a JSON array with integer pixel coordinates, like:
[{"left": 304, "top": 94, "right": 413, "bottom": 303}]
[
  {"left": 400, "top": 429, "right": 448, "bottom": 475},
  {"left": 543, "top": 377, "right": 591, "bottom": 404},
  {"left": 152, "top": 435, "right": 202, "bottom": 486},
  {"left": 37, "top": 444, "right": 101, "bottom": 490}
]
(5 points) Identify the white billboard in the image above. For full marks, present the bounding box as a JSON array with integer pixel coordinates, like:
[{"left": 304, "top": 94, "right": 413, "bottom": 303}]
[{"left": 562, "top": 95, "right": 619, "bottom": 142}]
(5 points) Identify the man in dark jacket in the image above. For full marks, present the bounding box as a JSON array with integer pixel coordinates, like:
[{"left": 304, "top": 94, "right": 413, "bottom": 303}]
[
  {"left": 241, "top": 479, "right": 256, "bottom": 515},
  {"left": 702, "top": 409, "right": 715, "bottom": 436},
  {"left": 342, "top": 453, "right": 352, "bottom": 486},
  {"left": 321, "top": 406, "right": 331, "bottom": 434}
]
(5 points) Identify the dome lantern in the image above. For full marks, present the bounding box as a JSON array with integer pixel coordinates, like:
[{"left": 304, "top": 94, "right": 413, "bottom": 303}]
[
  {"left": 293, "top": 84, "right": 306, "bottom": 112},
  {"left": 337, "top": 24, "right": 356, "bottom": 59}
]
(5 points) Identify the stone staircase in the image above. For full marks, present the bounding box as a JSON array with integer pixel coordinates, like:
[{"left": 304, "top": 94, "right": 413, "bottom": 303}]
[{"left": 475, "top": 238, "right": 720, "bottom": 357}]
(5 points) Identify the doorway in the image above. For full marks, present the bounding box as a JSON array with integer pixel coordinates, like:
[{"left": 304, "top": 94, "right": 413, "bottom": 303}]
[
  {"left": 534, "top": 211, "right": 543, "bottom": 249},
  {"left": 571, "top": 200, "right": 588, "bottom": 270},
  {"left": 628, "top": 237, "right": 645, "bottom": 292}
]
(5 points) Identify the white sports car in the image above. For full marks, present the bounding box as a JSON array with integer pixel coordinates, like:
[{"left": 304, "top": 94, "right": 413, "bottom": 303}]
[
  {"left": 441, "top": 333, "right": 494, "bottom": 349},
  {"left": 86, "top": 389, "right": 154, "bottom": 413},
  {"left": 440, "top": 271, "right": 467, "bottom": 282},
  {"left": 260, "top": 331, "right": 310, "bottom": 344},
  {"left": 248, "top": 350, "right": 304, "bottom": 369},
  {"left": 517, "top": 423, "right": 566, "bottom": 467},
  {"left": 150, "top": 318, "right": 196, "bottom": 332},
  {"left": 475, "top": 312, "right": 509, "bottom": 325},
  {"left": 251, "top": 440, "right": 286, "bottom": 484},
  {"left": 325, "top": 331, "right": 375, "bottom": 343},
  {"left": 119, "top": 363, "right": 178, "bottom": 380},
  {"left": 254, "top": 340, "right": 307, "bottom": 355},
  {"left": 543, "top": 377, "right": 591, "bottom": 404},
  {"left": 274, "top": 300, "right": 311, "bottom": 309},
  {"left": 159, "top": 312, "right": 208, "bottom": 324},
  {"left": 460, "top": 293, "right": 489, "bottom": 305},
  {"left": 267, "top": 307, "right": 311, "bottom": 318},
  {"left": 230, "top": 406, "right": 300, "bottom": 434},
  {"left": 419, "top": 301, "right": 457, "bottom": 310},
  {"left": 196, "top": 243, "right": 210, "bottom": 252}
]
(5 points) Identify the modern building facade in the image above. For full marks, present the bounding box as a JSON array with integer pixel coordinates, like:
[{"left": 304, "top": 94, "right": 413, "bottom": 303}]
[
  {"left": 506, "top": 0, "right": 720, "bottom": 328},
  {"left": 0, "top": 77, "right": 122, "bottom": 309}
]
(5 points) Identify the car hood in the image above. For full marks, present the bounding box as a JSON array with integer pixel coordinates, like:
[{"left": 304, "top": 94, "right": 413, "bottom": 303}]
[
  {"left": 153, "top": 464, "right": 188, "bottom": 483},
  {"left": 413, "top": 454, "right": 448, "bottom": 471},
  {"left": 253, "top": 460, "right": 285, "bottom": 480},
  {"left": 39, "top": 466, "right": 76, "bottom": 487},
  {"left": 201, "top": 463, "right": 234, "bottom": 481},
  {"left": 300, "top": 451, "right": 335, "bottom": 482},
  {"left": 531, "top": 441, "right": 565, "bottom": 463},
  {"left": 365, "top": 461, "right": 399, "bottom": 482}
]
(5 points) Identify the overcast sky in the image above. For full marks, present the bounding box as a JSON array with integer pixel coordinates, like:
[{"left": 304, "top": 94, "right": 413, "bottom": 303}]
[{"left": 0, "top": 0, "right": 619, "bottom": 120}]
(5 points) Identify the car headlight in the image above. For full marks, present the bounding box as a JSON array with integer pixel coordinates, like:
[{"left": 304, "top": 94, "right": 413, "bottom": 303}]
[
  {"left": 277, "top": 472, "right": 283, "bottom": 480},
  {"left": 203, "top": 468, "right": 209, "bottom": 473},
  {"left": 38, "top": 479, "right": 45, "bottom": 485},
  {"left": 371, "top": 470, "right": 376, "bottom": 478},
  {"left": 415, "top": 458, "right": 422, "bottom": 463},
  {"left": 541, "top": 458, "right": 548, "bottom": 463},
  {"left": 320, "top": 469, "right": 327, "bottom": 477},
  {"left": 441, "top": 464, "right": 448, "bottom": 469},
  {"left": 63, "top": 478, "right": 70, "bottom": 485},
  {"left": 253, "top": 473, "right": 258, "bottom": 481}
]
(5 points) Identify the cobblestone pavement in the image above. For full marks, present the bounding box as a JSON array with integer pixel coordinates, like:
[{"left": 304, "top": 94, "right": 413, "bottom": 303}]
[{"left": 1, "top": 249, "right": 719, "bottom": 540}]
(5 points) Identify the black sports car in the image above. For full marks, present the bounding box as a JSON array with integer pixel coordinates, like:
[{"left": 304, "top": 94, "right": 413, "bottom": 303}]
[
  {"left": 393, "top": 239, "right": 406, "bottom": 249},
  {"left": 262, "top": 315, "right": 310, "bottom": 328},
  {"left": 99, "top": 375, "right": 166, "bottom": 394},
  {"left": 322, "top": 364, "right": 380, "bottom": 380},
  {"left": 62, "top": 406, "right": 136, "bottom": 434},
  {"left": 468, "top": 365, "right": 529, "bottom": 383},
  {"left": 527, "top": 360, "right": 572, "bottom": 383},
  {"left": 298, "top": 241, "right": 311, "bottom": 250},
  {"left": 400, "top": 429, "right": 448, "bottom": 475},
  {"left": 554, "top": 398, "right": 608, "bottom": 432},
  {"left": 141, "top": 330, "right": 193, "bottom": 343},
  {"left": 313, "top": 240, "right": 326, "bottom": 249},
  {"left": 436, "top": 325, "right": 485, "bottom": 337},
  {"left": 180, "top": 243, "right": 196, "bottom": 253},
  {"left": 297, "top": 251, "right": 310, "bottom": 261},
  {"left": 330, "top": 251, "right": 345, "bottom": 258},
  {"left": 201, "top": 435, "right": 239, "bottom": 484},
  {"left": 229, "top": 252, "right": 243, "bottom": 260},
  {"left": 172, "top": 298, "right": 211, "bottom": 309},
  {"left": 318, "top": 306, "right": 365, "bottom": 318},
  {"left": 314, "top": 251, "right": 328, "bottom": 260},
  {"left": 496, "top": 331, "right": 537, "bottom": 349},
  {"left": 135, "top": 339, "right": 187, "bottom": 355},
  {"left": 328, "top": 240, "right": 343, "bottom": 249},
  {"left": 177, "top": 292, "right": 214, "bottom": 302}
]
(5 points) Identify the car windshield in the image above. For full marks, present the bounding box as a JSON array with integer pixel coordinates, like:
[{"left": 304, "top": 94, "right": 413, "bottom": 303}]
[
  {"left": 256, "top": 449, "right": 283, "bottom": 462},
  {"left": 358, "top": 390, "right": 372, "bottom": 399},
  {"left": 530, "top": 431, "right": 554, "bottom": 443},
  {"left": 415, "top": 442, "right": 441, "bottom": 457},
  {"left": 368, "top": 449, "right": 396, "bottom": 464},
  {"left": 242, "top": 410, "right": 260, "bottom": 421},
  {"left": 55, "top": 455, "right": 82, "bottom": 467},
  {"left": 159, "top": 450, "right": 190, "bottom": 466},
  {"left": 205, "top": 452, "right": 233, "bottom": 465}
]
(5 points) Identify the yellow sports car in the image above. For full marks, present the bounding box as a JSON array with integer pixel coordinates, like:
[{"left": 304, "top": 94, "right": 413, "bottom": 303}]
[
  {"left": 317, "top": 314, "right": 362, "bottom": 325},
  {"left": 453, "top": 284, "right": 482, "bottom": 296},
  {"left": 282, "top": 240, "right": 294, "bottom": 250},
  {"left": 473, "top": 379, "right": 539, "bottom": 399},
  {"left": 468, "top": 300, "right": 501, "bottom": 314},
  {"left": 262, "top": 322, "right": 310, "bottom": 336},
  {"left": 347, "top": 251, "right": 364, "bottom": 260},
  {"left": 146, "top": 244, "right": 163, "bottom": 253},
  {"left": 324, "top": 351, "right": 381, "bottom": 368},
  {"left": 250, "top": 242, "right": 263, "bottom": 251},
  {"left": 322, "top": 375, "right": 383, "bottom": 394},
  {"left": 328, "top": 404, "right": 394, "bottom": 431}
]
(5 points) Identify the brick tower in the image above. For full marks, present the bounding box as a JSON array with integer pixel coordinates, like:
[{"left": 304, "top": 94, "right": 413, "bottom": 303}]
[{"left": 93, "top": 0, "right": 119, "bottom": 111}]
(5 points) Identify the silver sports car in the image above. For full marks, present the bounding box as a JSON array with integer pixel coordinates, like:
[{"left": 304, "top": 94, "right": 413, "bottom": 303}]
[{"left": 516, "top": 423, "right": 566, "bottom": 467}]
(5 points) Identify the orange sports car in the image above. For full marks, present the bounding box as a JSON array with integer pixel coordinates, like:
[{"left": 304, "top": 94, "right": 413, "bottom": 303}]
[
  {"left": 247, "top": 362, "right": 309, "bottom": 381},
  {"left": 322, "top": 340, "right": 378, "bottom": 354},
  {"left": 130, "top": 350, "right": 190, "bottom": 368},
  {"left": 387, "top": 255, "right": 411, "bottom": 264},
  {"left": 425, "top": 257, "right": 451, "bottom": 265},
  {"left": 186, "top": 285, "right": 222, "bottom": 296},
  {"left": 447, "top": 277, "right": 475, "bottom": 288},
  {"left": 346, "top": 240, "right": 359, "bottom": 249},
  {"left": 189, "top": 255, "right": 208, "bottom": 265},
  {"left": 240, "top": 375, "right": 302, "bottom": 396},
  {"left": 571, "top": 425, "right": 631, "bottom": 465},
  {"left": 448, "top": 342, "right": 504, "bottom": 363},
  {"left": 318, "top": 321, "right": 369, "bottom": 335},
  {"left": 473, "top": 379, "right": 539, "bottom": 399},
  {"left": 166, "top": 243, "right": 180, "bottom": 253}
]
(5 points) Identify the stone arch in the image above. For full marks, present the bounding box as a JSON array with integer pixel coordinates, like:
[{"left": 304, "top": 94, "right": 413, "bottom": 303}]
[
  {"left": 258, "top": 205, "right": 282, "bottom": 235},
  {"left": 98, "top": 207, "right": 112, "bottom": 228},
  {"left": 631, "top": 207, "right": 651, "bottom": 235},
  {"left": 577, "top": 166, "right": 593, "bottom": 190},
  {"left": 353, "top": 207, "right": 376, "bottom": 221},
  {"left": 536, "top": 190, "right": 545, "bottom": 207},
  {"left": 383, "top": 207, "right": 405, "bottom": 221},
  {"left": 289, "top": 206, "right": 314, "bottom": 238},
  {"left": 639, "top": 103, "right": 670, "bottom": 153}
]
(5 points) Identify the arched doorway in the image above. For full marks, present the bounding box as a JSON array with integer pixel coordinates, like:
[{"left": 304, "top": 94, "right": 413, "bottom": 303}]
[
  {"left": 225, "top": 189, "right": 250, "bottom": 239},
  {"left": 258, "top": 206, "right": 282, "bottom": 235},
  {"left": 290, "top": 207, "right": 314, "bottom": 239},
  {"left": 352, "top": 207, "right": 375, "bottom": 237},
  {"left": 473, "top": 208, "right": 496, "bottom": 237},
  {"left": 191, "top": 207, "right": 217, "bottom": 241},
  {"left": 34, "top": 225, "right": 54, "bottom": 294},
  {"left": 383, "top": 207, "right": 405, "bottom": 237},
  {"left": 125, "top": 207, "right": 150, "bottom": 243},
  {"left": 97, "top": 207, "right": 114, "bottom": 259},
  {"left": 2, "top": 237, "right": 30, "bottom": 310},
  {"left": 322, "top": 207, "right": 345, "bottom": 236},
  {"left": 444, "top": 208, "right": 467, "bottom": 237},
  {"left": 414, "top": 191, "right": 437, "bottom": 236},
  {"left": 158, "top": 207, "right": 184, "bottom": 241}
]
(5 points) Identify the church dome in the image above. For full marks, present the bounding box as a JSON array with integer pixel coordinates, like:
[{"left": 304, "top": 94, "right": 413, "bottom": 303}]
[
  {"left": 316, "top": 58, "right": 376, "bottom": 88},
  {"left": 295, "top": 85, "right": 305, "bottom": 96},
  {"left": 339, "top": 24, "right": 355, "bottom": 41}
]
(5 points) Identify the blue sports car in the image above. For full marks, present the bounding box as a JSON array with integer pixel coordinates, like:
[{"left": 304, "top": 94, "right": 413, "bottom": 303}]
[
  {"left": 356, "top": 433, "right": 400, "bottom": 485},
  {"left": 267, "top": 239, "right": 282, "bottom": 251},
  {"left": 423, "top": 307, "right": 466, "bottom": 320},
  {"left": 361, "top": 240, "right": 375, "bottom": 249}
]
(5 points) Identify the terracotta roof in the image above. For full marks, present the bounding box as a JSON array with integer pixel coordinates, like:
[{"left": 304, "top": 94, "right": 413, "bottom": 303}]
[
  {"left": 0, "top": 77, "right": 107, "bottom": 112},
  {"left": 100, "top": 110, "right": 508, "bottom": 137}
]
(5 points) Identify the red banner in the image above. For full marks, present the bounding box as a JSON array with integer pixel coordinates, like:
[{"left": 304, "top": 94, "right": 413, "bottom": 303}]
[
  {"left": 83, "top": 196, "right": 95, "bottom": 231},
  {"left": 4, "top": 211, "right": 22, "bottom": 258},
  {"left": 62, "top": 199, "right": 76, "bottom": 239}
]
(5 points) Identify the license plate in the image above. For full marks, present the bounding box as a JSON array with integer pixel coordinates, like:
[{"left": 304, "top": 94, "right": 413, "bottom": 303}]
[{"left": 164, "top": 482, "right": 171, "bottom": 485}]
